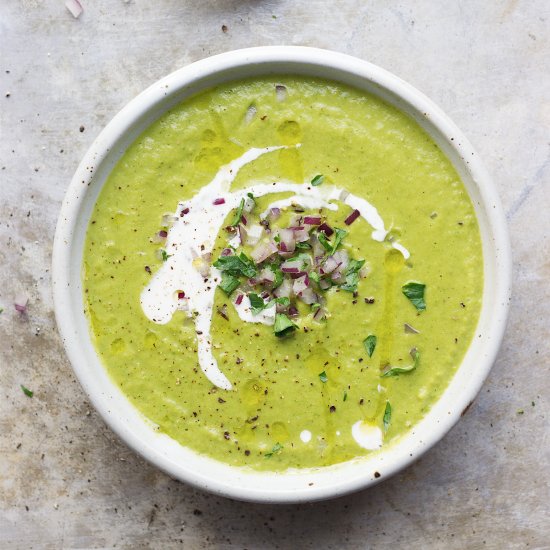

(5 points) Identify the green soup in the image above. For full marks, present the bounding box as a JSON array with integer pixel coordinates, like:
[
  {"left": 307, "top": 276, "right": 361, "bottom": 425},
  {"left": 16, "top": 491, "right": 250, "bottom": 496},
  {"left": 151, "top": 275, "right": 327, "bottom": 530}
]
[{"left": 83, "top": 76, "right": 483, "bottom": 470}]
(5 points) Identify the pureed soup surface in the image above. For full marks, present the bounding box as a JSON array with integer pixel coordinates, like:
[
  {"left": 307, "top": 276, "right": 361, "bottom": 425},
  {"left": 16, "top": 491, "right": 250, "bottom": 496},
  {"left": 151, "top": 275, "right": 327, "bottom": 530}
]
[{"left": 83, "top": 76, "right": 483, "bottom": 471}]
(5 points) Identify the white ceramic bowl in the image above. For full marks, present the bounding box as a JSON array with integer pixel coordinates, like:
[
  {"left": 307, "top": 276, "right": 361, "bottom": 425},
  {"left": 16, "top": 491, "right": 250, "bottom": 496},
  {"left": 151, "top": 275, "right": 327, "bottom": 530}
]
[{"left": 52, "top": 46, "right": 511, "bottom": 503}]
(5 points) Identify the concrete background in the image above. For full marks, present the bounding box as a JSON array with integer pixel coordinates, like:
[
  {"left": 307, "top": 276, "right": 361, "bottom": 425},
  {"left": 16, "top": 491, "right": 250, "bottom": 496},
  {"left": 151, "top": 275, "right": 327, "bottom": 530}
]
[{"left": 1, "top": 0, "right": 549, "bottom": 548}]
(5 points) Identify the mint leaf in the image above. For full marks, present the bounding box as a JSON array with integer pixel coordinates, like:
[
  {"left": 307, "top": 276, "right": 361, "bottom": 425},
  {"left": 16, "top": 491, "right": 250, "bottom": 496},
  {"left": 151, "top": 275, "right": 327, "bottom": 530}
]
[
  {"left": 311, "top": 174, "right": 324, "bottom": 186},
  {"left": 230, "top": 198, "right": 245, "bottom": 227},
  {"left": 331, "top": 228, "right": 347, "bottom": 253},
  {"left": 317, "top": 231, "right": 332, "bottom": 252},
  {"left": 219, "top": 272, "right": 240, "bottom": 296},
  {"left": 402, "top": 281, "right": 426, "bottom": 311},
  {"left": 267, "top": 264, "right": 283, "bottom": 288},
  {"left": 383, "top": 401, "right": 391, "bottom": 432},
  {"left": 274, "top": 313, "right": 297, "bottom": 337},
  {"left": 363, "top": 334, "right": 377, "bottom": 357},
  {"left": 319, "top": 371, "right": 328, "bottom": 383}
]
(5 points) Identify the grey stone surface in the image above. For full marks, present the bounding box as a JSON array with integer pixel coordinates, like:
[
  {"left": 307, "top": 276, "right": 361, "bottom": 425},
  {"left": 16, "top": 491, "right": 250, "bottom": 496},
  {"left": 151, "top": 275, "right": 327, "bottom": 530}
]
[{"left": 1, "top": 0, "right": 549, "bottom": 548}]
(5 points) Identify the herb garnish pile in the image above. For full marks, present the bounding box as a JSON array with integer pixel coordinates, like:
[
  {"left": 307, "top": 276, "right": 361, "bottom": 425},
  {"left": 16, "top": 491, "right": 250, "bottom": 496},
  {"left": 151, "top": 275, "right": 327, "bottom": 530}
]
[{"left": 213, "top": 190, "right": 368, "bottom": 337}]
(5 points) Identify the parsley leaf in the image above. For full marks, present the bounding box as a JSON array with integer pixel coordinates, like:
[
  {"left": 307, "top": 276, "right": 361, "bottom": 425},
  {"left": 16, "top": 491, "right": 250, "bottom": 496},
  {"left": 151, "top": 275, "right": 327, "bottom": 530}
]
[
  {"left": 383, "top": 401, "right": 392, "bottom": 432},
  {"left": 402, "top": 281, "right": 426, "bottom": 311},
  {"left": 20, "top": 385, "right": 33, "bottom": 398},
  {"left": 274, "top": 313, "right": 297, "bottom": 337},
  {"left": 343, "top": 391, "right": 348, "bottom": 402},
  {"left": 318, "top": 227, "right": 348, "bottom": 255},
  {"left": 267, "top": 264, "right": 283, "bottom": 288},
  {"left": 317, "top": 231, "right": 333, "bottom": 252},
  {"left": 272, "top": 297, "right": 290, "bottom": 308},
  {"left": 213, "top": 252, "right": 257, "bottom": 278},
  {"left": 265, "top": 442, "right": 283, "bottom": 458},
  {"left": 319, "top": 371, "right": 328, "bottom": 383},
  {"left": 381, "top": 350, "right": 420, "bottom": 377},
  {"left": 363, "top": 334, "right": 377, "bottom": 357},
  {"left": 230, "top": 198, "right": 245, "bottom": 227},
  {"left": 340, "top": 258, "right": 365, "bottom": 292},
  {"left": 295, "top": 241, "right": 311, "bottom": 250},
  {"left": 219, "top": 272, "right": 240, "bottom": 296},
  {"left": 311, "top": 174, "right": 325, "bottom": 186},
  {"left": 161, "top": 249, "right": 171, "bottom": 262}
]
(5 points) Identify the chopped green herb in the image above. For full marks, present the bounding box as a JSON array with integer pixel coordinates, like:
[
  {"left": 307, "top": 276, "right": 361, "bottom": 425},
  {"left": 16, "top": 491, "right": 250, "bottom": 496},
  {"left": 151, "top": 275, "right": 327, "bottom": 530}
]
[
  {"left": 319, "top": 371, "right": 328, "bottom": 383},
  {"left": 267, "top": 264, "right": 283, "bottom": 288},
  {"left": 311, "top": 302, "right": 321, "bottom": 312},
  {"left": 331, "top": 228, "right": 348, "bottom": 253},
  {"left": 213, "top": 252, "right": 257, "bottom": 278},
  {"left": 219, "top": 272, "right": 240, "bottom": 296},
  {"left": 20, "top": 385, "right": 33, "bottom": 398},
  {"left": 265, "top": 442, "right": 283, "bottom": 458},
  {"left": 317, "top": 231, "right": 332, "bottom": 252},
  {"left": 248, "top": 293, "right": 266, "bottom": 314},
  {"left": 343, "top": 391, "right": 348, "bottom": 402},
  {"left": 0, "top": 307, "right": 3, "bottom": 314},
  {"left": 246, "top": 192, "right": 255, "bottom": 204},
  {"left": 273, "top": 313, "right": 297, "bottom": 337},
  {"left": 383, "top": 401, "right": 392, "bottom": 432},
  {"left": 382, "top": 350, "right": 420, "bottom": 377},
  {"left": 402, "top": 281, "right": 426, "bottom": 311},
  {"left": 230, "top": 198, "right": 245, "bottom": 227},
  {"left": 341, "top": 259, "right": 365, "bottom": 292},
  {"left": 311, "top": 174, "right": 325, "bottom": 186},
  {"left": 363, "top": 334, "right": 377, "bottom": 357},
  {"left": 309, "top": 271, "right": 320, "bottom": 284},
  {"left": 161, "top": 250, "right": 171, "bottom": 262},
  {"left": 295, "top": 241, "right": 311, "bottom": 250},
  {"left": 273, "top": 234, "right": 281, "bottom": 243},
  {"left": 272, "top": 297, "right": 290, "bottom": 307}
]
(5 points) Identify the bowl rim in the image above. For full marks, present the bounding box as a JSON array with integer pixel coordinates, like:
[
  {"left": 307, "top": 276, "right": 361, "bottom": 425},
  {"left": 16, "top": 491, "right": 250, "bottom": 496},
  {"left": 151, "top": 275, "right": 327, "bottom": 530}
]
[{"left": 52, "top": 46, "right": 512, "bottom": 503}]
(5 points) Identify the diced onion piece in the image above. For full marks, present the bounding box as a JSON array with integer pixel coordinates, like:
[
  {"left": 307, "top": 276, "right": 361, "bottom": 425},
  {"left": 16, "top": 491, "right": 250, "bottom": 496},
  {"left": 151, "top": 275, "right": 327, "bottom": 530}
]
[
  {"left": 293, "top": 227, "right": 310, "bottom": 243},
  {"left": 313, "top": 306, "right": 327, "bottom": 321},
  {"left": 275, "top": 84, "right": 288, "bottom": 102},
  {"left": 273, "top": 279, "right": 293, "bottom": 298},
  {"left": 245, "top": 104, "right": 257, "bottom": 124},
  {"left": 235, "top": 294, "right": 244, "bottom": 306},
  {"left": 320, "top": 255, "right": 339, "bottom": 275},
  {"left": 344, "top": 209, "right": 361, "bottom": 225},
  {"left": 293, "top": 275, "right": 309, "bottom": 296},
  {"left": 192, "top": 256, "right": 210, "bottom": 277},
  {"left": 332, "top": 249, "right": 349, "bottom": 271},
  {"left": 161, "top": 213, "right": 178, "bottom": 227},
  {"left": 14, "top": 295, "right": 28, "bottom": 313},
  {"left": 268, "top": 207, "right": 281, "bottom": 221},
  {"left": 245, "top": 224, "right": 263, "bottom": 246},
  {"left": 221, "top": 248, "right": 233, "bottom": 257},
  {"left": 318, "top": 223, "right": 334, "bottom": 237},
  {"left": 300, "top": 288, "right": 317, "bottom": 305},
  {"left": 359, "top": 265, "right": 369, "bottom": 279},
  {"left": 243, "top": 196, "right": 255, "bottom": 213},
  {"left": 250, "top": 241, "right": 277, "bottom": 264},
  {"left": 303, "top": 216, "right": 321, "bottom": 225},
  {"left": 319, "top": 279, "right": 331, "bottom": 290},
  {"left": 259, "top": 268, "right": 275, "bottom": 284},
  {"left": 238, "top": 224, "right": 247, "bottom": 245},
  {"left": 288, "top": 306, "right": 299, "bottom": 317},
  {"left": 65, "top": 0, "right": 83, "bottom": 18},
  {"left": 281, "top": 259, "right": 302, "bottom": 273},
  {"left": 213, "top": 197, "right": 225, "bottom": 205},
  {"left": 151, "top": 230, "right": 167, "bottom": 243},
  {"left": 277, "top": 228, "right": 296, "bottom": 253}
]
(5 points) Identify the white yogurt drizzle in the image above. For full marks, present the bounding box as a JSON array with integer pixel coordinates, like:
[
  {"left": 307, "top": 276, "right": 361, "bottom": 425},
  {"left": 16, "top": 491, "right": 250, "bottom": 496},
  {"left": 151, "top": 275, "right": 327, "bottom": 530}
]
[
  {"left": 351, "top": 421, "right": 383, "bottom": 450},
  {"left": 141, "top": 146, "right": 409, "bottom": 391}
]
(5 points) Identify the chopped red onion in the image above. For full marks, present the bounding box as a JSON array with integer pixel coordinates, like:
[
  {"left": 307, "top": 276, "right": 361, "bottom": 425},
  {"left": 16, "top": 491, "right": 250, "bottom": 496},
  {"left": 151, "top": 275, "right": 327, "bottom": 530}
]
[
  {"left": 293, "top": 227, "right": 310, "bottom": 243},
  {"left": 241, "top": 214, "right": 247, "bottom": 226},
  {"left": 293, "top": 275, "right": 309, "bottom": 296},
  {"left": 319, "top": 279, "right": 331, "bottom": 290},
  {"left": 14, "top": 295, "right": 28, "bottom": 313},
  {"left": 278, "top": 228, "right": 296, "bottom": 253},
  {"left": 221, "top": 248, "right": 233, "bottom": 257},
  {"left": 332, "top": 249, "right": 349, "bottom": 271},
  {"left": 320, "top": 255, "right": 339, "bottom": 274},
  {"left": 238, "top": 224, "right": 247, "bottom": 245},
  {"left": 235, "top": 294, "right": 244, "bottom": 306},
  {"left": 151, "top": 230, "right": 167, "bottom": 243},
  {"left": 161, "top": 214, "right": 178, "bottom": 227},
  {"left": 180, "top": 207, "right": 190, "bottom": 217},
  {"left": 313, "top": 306, "right": 327, "bottom": 321},
  {"left": 178, "top": 291, "right": 185, "bottom": 299},
  {"left": 273, "top": 279, "right": 292, "bottom": 298},
  {"left": 259, "top": 268, "right": 276, "bottom": 284},
  {"left": 344, "top": 209, "right": 361, "bottom": 225},
  {"left": 268, "top": 208, "right": 281, "bottom": 220},
  {"left": 243, "top": 196, "right": 255, "bottom": 213},
  {"left": 193, "top": 256, "right": 210, "bottom": 277},
  {"left": 213, "top": 197, "right": 226, "bottom": 205},
  {"left": 281, "top": 259, "right": 301, "bottom": 273},
  {"left": 359, "top": 265, "right": 369, "bottom": 279},
  {"left": 303, "top": 216, "right": 321, "bottom": 225},
  {"left": 250, "top": 241, "right": 277, "bottom": 263},
  {"left": 288, "top": 306, "right": 299, "bottom": 317},
  {"left": 65, "top": 0, "right": 83, "bottom": 18},
  {"left": 299, "top": 288, "right": 317, "bottom": 305},
  {"left": 245, "top": 224, "right": 263, "bottom": 246},
  {"left": 318, "top": 223, "right": 334, "bottom": 237}
]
